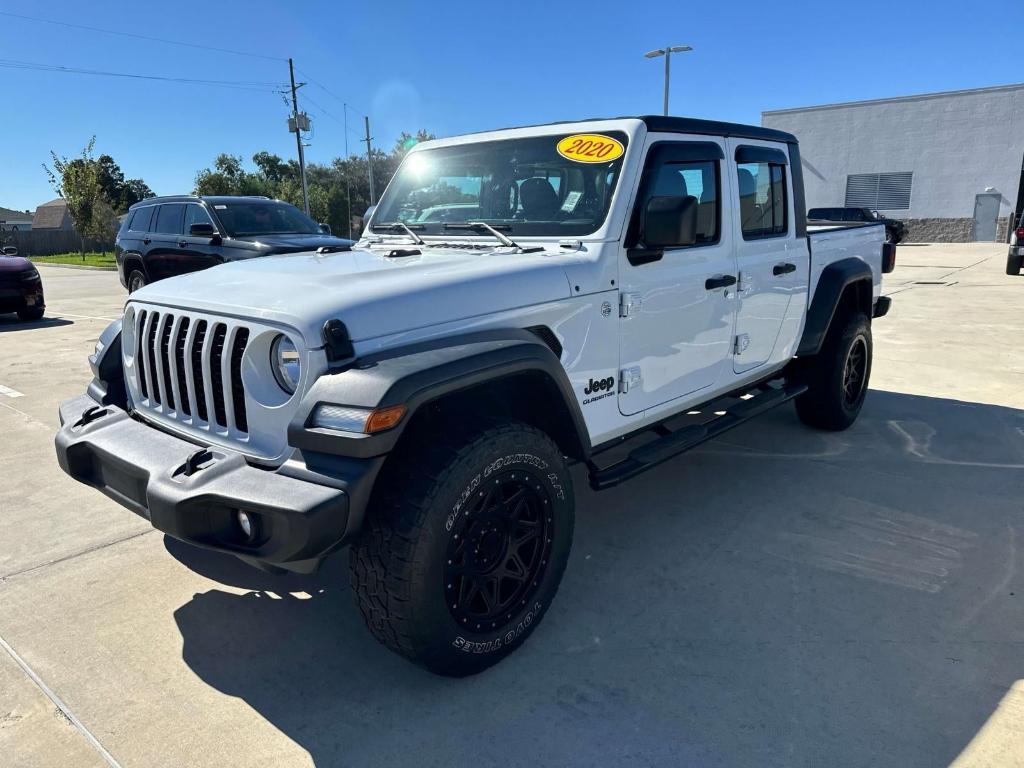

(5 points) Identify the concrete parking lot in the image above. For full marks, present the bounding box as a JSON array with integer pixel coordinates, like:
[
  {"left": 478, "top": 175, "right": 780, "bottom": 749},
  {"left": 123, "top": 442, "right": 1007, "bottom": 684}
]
[{"left": 1, "top": 245, "right": 1023, "bottom": 768}]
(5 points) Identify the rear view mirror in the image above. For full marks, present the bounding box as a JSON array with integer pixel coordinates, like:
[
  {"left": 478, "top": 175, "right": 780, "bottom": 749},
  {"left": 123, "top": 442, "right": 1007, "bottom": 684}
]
[
  {"left": 643, "top": 196, "right": 698, "bottom": 249},
  {"left": 2, "top": 246, "right": 18, "bottom": 256},
  {"left": 190, "top": 223, "right": 215, "bottom": 238}
]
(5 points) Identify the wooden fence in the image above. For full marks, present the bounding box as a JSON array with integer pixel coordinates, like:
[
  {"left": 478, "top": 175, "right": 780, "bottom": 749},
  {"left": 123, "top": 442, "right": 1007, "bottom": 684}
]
[{"left": 0, "top": 228, "right": 115, "bottom": 256}]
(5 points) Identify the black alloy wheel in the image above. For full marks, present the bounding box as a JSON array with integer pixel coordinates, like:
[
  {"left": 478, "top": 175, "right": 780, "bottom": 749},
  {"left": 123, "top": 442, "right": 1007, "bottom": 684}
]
[{"left": 444, "top": 469, "right": 553, "bottom": 632}]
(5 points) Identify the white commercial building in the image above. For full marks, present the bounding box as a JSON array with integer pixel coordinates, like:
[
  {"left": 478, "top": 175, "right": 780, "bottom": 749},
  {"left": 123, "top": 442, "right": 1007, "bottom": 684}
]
[{"left": 763, "top": 83, "right": 1024, "bottom": 242}]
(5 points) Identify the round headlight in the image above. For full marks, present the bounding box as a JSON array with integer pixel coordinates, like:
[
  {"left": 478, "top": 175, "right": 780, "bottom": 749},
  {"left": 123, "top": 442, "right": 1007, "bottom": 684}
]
[{"left": 271, "top": 335, "right": 301, "bottom": 394}]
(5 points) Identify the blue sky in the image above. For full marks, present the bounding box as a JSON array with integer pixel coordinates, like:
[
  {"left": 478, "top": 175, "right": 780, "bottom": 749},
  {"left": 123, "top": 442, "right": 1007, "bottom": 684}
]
[{"left": 2, "top": 0, "right": 1021, "bottom": 211}]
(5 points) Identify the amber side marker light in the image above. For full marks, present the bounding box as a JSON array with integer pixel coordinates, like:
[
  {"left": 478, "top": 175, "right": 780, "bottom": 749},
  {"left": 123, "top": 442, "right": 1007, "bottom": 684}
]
[{"left": 365, "top": 405, "right": 407, "bottom": 434}]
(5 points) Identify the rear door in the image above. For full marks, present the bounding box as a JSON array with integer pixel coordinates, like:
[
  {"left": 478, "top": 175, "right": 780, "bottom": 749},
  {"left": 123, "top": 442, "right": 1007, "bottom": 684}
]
[
  {"left": 729, "top": 142, "right": 808, "bottom": 374},
  {"left": 147, "top": 203, "right": 186, "bottom": 282},
  {"left": 618, "top": 136, "right": 738, "bottom": 416}
]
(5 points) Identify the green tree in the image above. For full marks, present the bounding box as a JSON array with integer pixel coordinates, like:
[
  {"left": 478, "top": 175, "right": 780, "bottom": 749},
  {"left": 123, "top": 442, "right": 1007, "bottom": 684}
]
[
  {"left": 96, "top": 155, "right": 154, "bottom": 213},
  {"left": 43, "top": 137, "right": 103, "bottom": 258}
]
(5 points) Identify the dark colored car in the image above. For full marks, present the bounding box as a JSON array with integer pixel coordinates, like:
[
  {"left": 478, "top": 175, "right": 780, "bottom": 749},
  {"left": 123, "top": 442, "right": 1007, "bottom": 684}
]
[
  {"left": 0, "top": 247, "right": 45, "bottom": 321},
  {"left": 115, "top": 195, "right": 354, "bottom": 292},
  {"left": 808, "top": 206, "right": 906, "bottom": 244}
]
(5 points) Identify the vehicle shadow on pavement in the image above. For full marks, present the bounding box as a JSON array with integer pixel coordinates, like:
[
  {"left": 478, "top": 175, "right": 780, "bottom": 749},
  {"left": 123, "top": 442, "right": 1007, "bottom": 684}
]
[
  {"left": 0, "top": 315, "right": 73, "bottom": 332},
  {"left": 169, "top": 389, "right": 1024, "bottom": 768}
]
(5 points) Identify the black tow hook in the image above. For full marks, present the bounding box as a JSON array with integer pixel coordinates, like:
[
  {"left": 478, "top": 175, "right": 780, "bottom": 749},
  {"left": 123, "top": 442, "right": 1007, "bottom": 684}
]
[
  {"left": 73, "top": 405, "right": 109, "bottom": 429},
  {"left": 177, "top": 448, "right": 215, "bottom": 478}
]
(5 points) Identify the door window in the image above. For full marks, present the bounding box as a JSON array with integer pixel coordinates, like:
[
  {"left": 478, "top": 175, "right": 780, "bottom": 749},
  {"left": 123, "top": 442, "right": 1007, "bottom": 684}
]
[
  {"left": 128, "top": 206, "right": 154, "bottom": 232},
  {"left": 737, "top": 161, "right": 787, "bottom": 239},
  {"left": 153, "top": 204, "right": 185, "bottom": 235},
  {"left": 644, "top": 160, "right": 720, "bottom": 247},
  {"left": 183, "top": 204, "right": 214, "bottom": 234}
]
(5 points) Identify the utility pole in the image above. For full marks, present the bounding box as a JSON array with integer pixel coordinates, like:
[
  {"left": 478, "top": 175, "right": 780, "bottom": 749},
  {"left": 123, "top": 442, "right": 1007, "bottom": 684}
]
[
  {"left": 364, "top": 116, "right": 376, "bottom": 206},
  {"left": 343, "top": 103, "right": 353, "bottom": 238},
  {"left": 287, "top": 57, "right": 310, "bottom": 215}
]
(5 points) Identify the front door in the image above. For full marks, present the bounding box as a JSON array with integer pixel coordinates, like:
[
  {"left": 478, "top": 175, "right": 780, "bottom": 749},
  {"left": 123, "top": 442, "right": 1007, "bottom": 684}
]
[
  {"left": 730, "top": 142, "right": 805, "bottom": 374},
  {"left": 972, "top": 193, "right": 1000, "bottom": 242},
  {"left": 618, "top": 136, "right": 737, "bottom": 416}
]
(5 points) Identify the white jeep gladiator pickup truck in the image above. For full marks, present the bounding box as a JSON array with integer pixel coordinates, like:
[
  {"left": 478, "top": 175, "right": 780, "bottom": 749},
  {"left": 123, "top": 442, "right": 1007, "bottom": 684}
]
[{"left": 56, "top": 116, "right": 895, "bottom": 676}]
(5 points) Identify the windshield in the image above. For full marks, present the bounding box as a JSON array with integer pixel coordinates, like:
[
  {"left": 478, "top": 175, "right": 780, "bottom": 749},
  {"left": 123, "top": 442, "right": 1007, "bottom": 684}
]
[
  {"left": 371, "top": 132, "right": 629, "bottom": 238},
  {"left": 213, "top": 201, "right": 321, "bottom": 237}
]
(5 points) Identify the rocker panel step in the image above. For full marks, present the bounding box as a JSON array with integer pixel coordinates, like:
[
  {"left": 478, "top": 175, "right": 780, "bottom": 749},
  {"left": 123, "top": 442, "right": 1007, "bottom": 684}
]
[{"left": 588, "top": 381, "right": 808, "bottom": 491}]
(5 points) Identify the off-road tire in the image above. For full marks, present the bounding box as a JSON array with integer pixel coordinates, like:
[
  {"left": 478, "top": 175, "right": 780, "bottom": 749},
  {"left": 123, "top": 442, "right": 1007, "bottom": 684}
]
[
  {"left": 128, "top": 270, "right": 147, "bottom": 293},
  {"left": 795, "top": 312, "right": 872, "bottom": 431},
  {"left": 350, "top": 421, "right": 574, "bottom": 677},
  {"left": 17, "top": 306, "right": 44, "bottom": 321},
  {"left": 1007, "top": 254, "right": 1022, "bottom": 276}
]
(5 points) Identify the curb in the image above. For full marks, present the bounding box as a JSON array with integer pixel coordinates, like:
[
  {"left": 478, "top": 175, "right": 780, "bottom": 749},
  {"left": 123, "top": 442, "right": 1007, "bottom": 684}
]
[{"left": 30, "top": 262, "right": 117, "bottom": 272}]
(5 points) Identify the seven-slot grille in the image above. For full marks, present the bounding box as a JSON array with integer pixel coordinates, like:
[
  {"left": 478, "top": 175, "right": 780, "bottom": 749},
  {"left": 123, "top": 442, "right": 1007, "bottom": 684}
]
[{"left": 133, "top": 308, "right": 250, "bottom": 434}]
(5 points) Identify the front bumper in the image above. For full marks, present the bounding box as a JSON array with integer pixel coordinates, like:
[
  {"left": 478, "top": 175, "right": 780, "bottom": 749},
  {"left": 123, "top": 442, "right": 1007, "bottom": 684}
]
[{"left": 55, "top": 394, "right": 371, "bottom": 572}]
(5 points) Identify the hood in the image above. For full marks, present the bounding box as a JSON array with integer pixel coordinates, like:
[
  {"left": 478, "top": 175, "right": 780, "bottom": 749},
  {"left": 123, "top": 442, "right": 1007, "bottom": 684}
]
[
  {"left": 133, "top": 243, "right": 573, "bottom": 347},
  {"left": 228, "top": 233, "right": 355, "bottom": 252},
  {"left": 0, "top": 256, "right": 35, "bottom": 274}
]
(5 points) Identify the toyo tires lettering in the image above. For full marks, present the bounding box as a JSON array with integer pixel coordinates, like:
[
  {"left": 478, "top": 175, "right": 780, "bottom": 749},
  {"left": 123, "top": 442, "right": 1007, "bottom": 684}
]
[
  {"left": 445, "top": 453, "right": 563, "bottom": 531},
  {"left": 452, "top": 602, "right": 543, "bottom": 653}
]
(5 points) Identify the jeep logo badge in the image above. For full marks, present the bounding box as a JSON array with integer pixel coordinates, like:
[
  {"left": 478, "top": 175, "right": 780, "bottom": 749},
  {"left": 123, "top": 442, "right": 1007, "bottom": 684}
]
[{"left": 583, "top": 376, "right": 615, "bottom": 395}]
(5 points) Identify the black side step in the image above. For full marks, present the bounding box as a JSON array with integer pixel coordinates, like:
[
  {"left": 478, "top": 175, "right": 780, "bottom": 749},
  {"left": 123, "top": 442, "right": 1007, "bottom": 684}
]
[{"left": 588, "top": 381, "right": 808, "bottom": 491}]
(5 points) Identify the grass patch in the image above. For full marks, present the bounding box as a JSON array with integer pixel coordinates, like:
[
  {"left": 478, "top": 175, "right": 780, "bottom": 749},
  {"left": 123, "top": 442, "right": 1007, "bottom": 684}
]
[{"left": 30, "top": 252, "right": 117, "bottom": 269}]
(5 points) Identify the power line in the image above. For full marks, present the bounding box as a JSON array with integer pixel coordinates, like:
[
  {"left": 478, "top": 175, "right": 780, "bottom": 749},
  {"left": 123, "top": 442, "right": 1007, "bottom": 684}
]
[
  {"left": 0, "top": 58, "right": 286, "bottom": 92},
  {"left": 296, "top": 67, "right": 365, "bottom": 115},
  {"left": 0, "top": 11, "right": 285, "bottom": 62}
]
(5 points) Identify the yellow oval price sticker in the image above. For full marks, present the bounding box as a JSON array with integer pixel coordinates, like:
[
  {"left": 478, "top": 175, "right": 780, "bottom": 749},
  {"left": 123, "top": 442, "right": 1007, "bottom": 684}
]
[{"left": 556, "top": 134, "right": 624, "bottom": 163}]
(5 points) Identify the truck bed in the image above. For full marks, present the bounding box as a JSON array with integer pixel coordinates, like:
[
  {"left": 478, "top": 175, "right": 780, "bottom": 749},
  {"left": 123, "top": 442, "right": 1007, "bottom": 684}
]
[{"left": 806, "top": 222, "right": 885, "bottom": 305}]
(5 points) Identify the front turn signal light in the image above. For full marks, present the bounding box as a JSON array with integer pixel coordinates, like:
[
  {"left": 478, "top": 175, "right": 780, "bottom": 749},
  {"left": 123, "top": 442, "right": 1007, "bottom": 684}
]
[{"left": 365, "top": 405, "right": 407, "bottom": 434}]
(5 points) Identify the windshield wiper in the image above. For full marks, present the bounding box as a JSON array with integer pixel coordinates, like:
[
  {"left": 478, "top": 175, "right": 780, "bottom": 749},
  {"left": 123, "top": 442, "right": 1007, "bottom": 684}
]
[
  {"left": 443, "top": 222, "right": 543, "bottom": 253},
  {"left": 371, "top": 221, "right": 425, "bottom": 244}
]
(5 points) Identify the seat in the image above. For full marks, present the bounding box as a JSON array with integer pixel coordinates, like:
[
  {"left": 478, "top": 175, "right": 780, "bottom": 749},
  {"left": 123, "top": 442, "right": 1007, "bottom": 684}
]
[
  {"left": 737, "top": 168, "right": 760, "bottom": 232},
  {"left": 518, "top": 178, "right": 559, "bottom": 220}
]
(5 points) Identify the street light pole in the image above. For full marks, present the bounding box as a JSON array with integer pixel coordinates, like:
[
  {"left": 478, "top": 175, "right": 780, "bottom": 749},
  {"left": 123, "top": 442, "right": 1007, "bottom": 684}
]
[{"left": 644, "top": 45, "right": 693, "bottom": 116}]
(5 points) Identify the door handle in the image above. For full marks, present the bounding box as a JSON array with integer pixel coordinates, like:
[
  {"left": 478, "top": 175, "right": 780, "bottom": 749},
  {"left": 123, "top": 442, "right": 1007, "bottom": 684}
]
[
  {"left": 705, "top": 274, "right": 737, "bottom": 290},
  {"left": 142, "top": 238, "right": 151, "bottom": 245},
  {"left": 177, "top": 240, "right": 188, "bottom": 248},
  {"left": 773, "top": 262, "right": 796, "bottom": 276}
]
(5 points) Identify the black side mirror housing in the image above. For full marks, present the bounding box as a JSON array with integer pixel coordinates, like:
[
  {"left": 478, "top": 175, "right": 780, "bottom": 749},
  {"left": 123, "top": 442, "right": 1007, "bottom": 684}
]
[
  {"left": 319, "top": 223, "right": 332, "bottom": 235},
  {"left": 190, "top": 222, "right": 216, "bottom": 238},
  {"left": 2, "top": 246, "right": 18, "bottom": 256},
  {"left": 643, "top": 195, "right": 698, "bottom": 249}
]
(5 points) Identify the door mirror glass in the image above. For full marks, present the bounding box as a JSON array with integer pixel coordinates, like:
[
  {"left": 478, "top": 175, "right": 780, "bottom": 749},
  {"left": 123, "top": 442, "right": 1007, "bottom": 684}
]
[
  {"left": 319, "top": 222, "right": 332, "bottom": 234},
  {"left": 643, "top": 195, "right": 698, "bottom": 249},
  {"left": 189, "top": 222, "right": 215, "bottom": 237}
]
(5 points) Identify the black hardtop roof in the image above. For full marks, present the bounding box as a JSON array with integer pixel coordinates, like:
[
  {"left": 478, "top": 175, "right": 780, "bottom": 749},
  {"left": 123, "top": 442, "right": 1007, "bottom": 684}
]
[
  {"left": 128, "top": 195, "right": 279, "bottom": 209},
  {"left": 445, "top": 115, "right": 798, "bottom": 145}
]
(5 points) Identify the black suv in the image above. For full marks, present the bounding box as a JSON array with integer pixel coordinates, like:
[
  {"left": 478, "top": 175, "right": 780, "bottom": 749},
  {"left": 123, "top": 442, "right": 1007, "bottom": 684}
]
[
  {"left": 808, "top": 207, "right": 906, "bottom": 245},
  {"left": 115, "top": 196, "right": 354, "bottom": 292}
]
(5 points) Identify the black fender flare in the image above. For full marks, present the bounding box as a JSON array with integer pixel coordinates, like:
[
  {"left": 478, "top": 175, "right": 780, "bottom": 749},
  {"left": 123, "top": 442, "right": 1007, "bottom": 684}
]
[
  {"left": 287, "top": 329, "right": 591, "bottom": 460},
  {"left": 797, "top": 257, "right": 873, "bottom": 356}
]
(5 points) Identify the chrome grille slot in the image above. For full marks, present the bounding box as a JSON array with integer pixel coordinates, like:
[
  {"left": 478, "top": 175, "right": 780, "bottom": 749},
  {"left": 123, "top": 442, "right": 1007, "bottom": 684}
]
[
  {"left": 191, "top": 320, "right": 209, "bottom": 422},
  {"left": 209, "top": 323, "right": 227, "bottom": 428},
  {"left": 230, "top": 328, "right": 250, "bottom": 433}
]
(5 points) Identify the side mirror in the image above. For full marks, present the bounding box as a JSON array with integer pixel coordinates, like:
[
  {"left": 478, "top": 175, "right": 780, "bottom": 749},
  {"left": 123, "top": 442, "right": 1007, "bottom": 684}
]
[
  {"left": 190, "top": 222, "right": 216, "bottom": 238},
  {"left": 2, "top": 246, "right": 18, "bottom": 256},
  {"left": 643, "top": 196, "right": 698, "bottom": 249},
  {"left": 319, "top": 222, "right": 332, "bottom": 235}
]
